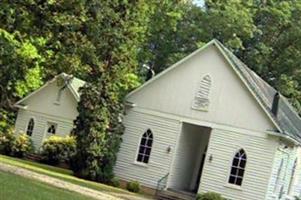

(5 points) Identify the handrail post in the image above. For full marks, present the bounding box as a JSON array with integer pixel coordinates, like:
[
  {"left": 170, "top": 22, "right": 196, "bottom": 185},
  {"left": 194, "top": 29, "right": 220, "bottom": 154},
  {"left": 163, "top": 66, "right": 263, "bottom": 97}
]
[{"left": 155, "top": 173, "right": 169, "bottom": 198}]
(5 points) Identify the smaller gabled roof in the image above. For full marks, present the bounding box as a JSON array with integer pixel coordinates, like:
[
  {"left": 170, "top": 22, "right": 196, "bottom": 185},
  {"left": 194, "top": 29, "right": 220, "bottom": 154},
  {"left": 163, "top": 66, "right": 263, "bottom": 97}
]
[
  {"left": 15, "top": 73, "right": 86, "bottom": 106},
  {"left": 67, "top": 75, "right": 86, "bottom": 101}
]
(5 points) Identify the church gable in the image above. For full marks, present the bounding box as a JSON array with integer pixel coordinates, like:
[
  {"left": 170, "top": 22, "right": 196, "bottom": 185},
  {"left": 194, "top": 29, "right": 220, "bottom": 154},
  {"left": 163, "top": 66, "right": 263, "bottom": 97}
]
[
  {"left": 127, "top": 43, "right": 276, "bottom": 132},
  {"left": 15, "top": 76, "right": 79, "bottom": 120}
]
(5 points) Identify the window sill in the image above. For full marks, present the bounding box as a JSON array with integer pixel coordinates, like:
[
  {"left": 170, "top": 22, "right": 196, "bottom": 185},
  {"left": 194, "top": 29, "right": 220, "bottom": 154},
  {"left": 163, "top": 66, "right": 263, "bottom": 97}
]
[
  {"left": 133, "top": 161, "right": 149, "bottom": 168},
  {"left": 224, "top": 183, "right": 243, "bottom": 191}
]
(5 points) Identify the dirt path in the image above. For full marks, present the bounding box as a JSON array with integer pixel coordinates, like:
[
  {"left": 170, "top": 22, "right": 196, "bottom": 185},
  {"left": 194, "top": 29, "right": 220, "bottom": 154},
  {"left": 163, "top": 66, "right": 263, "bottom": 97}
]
[{"left": 0, "top": 162, "right": 151, "bottom": 200}]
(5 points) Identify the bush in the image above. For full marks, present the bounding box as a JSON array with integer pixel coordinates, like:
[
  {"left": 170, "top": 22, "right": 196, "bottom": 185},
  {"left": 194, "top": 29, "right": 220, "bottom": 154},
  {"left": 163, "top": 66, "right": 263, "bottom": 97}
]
[
  {"left": 40, "top": 135, "right": 76, "bottom": 165},
  {"left": 110, "top": 177, "right": 120, "bottom": 187},
  {"left": 126, "top": 181, "right": 140, "bottom": 193},
  {"left": 11, "top": 133, "right": 33, "bottom": 157},
  {"left": 197, "top": 192, "right": 225, "bottom": 200},
  {"left": 0, "top": 128, "right": 15, "bottom": 155}
]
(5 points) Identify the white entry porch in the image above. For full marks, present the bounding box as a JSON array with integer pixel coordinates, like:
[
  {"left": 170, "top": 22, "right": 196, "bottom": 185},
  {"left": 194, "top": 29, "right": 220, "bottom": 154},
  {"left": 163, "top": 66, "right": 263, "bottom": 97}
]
[{"left": 167, "top": 123, "right": 211, "bottom": 193}]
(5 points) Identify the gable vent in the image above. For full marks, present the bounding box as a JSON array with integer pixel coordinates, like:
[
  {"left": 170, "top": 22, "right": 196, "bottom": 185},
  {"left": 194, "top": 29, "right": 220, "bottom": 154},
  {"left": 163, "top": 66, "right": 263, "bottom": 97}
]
[{"left": 192, "top": 74, "right": 212, "bottom": 111}]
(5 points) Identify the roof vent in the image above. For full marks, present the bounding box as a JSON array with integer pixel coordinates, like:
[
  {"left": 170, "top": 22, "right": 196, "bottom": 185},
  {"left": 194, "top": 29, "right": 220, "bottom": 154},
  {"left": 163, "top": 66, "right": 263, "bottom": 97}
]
[{"left": 272, "top": 92, "right": 280, "bottom": 117}]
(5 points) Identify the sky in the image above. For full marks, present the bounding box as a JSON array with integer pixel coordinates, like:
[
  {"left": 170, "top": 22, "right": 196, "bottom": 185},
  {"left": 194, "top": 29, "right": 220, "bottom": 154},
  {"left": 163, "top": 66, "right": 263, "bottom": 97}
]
[{"left": 193, "top": 0, "right": 205, "bottom": 7}]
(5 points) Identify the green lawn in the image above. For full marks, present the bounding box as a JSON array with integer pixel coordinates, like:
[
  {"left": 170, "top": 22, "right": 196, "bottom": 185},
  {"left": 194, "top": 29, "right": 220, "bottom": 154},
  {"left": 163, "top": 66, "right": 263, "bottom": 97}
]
[
  {"left": 0, "top": 170, "right": 93, "bottom": 200},
  {"left": 0, "top": 155, "right": 151, "bottom": 199}
]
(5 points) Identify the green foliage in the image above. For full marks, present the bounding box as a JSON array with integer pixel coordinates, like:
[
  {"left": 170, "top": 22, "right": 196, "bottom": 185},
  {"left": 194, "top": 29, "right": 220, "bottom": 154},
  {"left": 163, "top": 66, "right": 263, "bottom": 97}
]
[
  {"left": 15, "top": 66, "right": 43, "bottom": 97},
  {"left": 0, "top": 109, "right": 13, "bottom": 134},
  {"left": 110, "top": 177, "right": 120, "bottom": 188},
  {"left": 71, "top": 0, "right": 151, "bottom": 183},
  {"left": 196, "top": 192, "right": 225, "bottom": 200},
  {"left": 11, "top": 133, "right": 33, "bottom": 158},
  {"left": 0, "top": 28, "right": 44, "bottom": 127},
  {"left": 126, "top": 181, "right": 140, "bottom": 193},
  {"left": 138, "top": 0, "right": 189, "bottom": 73},
  {"left": 0, "top": 128, "right": 16, "bottom": 155},
  {"left": 40, "top": 136, "right": 76, "bottom": 165},
  {"left": 0, "top": 130, "right": 32, "bottom": 157}
]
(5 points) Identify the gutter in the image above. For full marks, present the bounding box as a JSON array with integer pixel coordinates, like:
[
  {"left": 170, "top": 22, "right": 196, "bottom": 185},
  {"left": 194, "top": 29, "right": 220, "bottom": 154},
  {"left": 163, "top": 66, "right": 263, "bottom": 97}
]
[
  {"left": 124, "top": 101, "right": 136, "bottom": 108},
  {"left": 14, "top": 104, "right": 28, "bottom": 110},
  {"left": 267, "top": 131, "right": 300, "bottom": 146}
]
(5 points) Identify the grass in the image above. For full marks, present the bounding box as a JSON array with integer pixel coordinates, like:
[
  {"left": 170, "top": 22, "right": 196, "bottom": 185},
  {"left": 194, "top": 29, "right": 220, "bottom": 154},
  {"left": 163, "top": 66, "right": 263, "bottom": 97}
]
[
  {"left": 0, "top": 170, "right": 93, "bottom": 200},
  {"left": 0, "top": 155, "right": 151, "bottom": 199}
]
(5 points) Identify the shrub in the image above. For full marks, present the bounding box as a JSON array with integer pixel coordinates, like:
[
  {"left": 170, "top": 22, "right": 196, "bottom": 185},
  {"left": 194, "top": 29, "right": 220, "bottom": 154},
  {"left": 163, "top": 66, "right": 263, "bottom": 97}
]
[
  {"left": 11, "top": 133, "right": 33, "bottom": 157},
  {"left": 110, "top": 177, "right": 120, "bottom": 187},
  {"left": 0, "top": 128, "right": 15, "bottom": 155},
  {"left": 126, "top": 181, "right": 140, "bottom": 193},
  {"left": 40, "top": 135, "right": 76, "bottom": 165},
  {"left": 197, "top": 192, "right": 225, "bottom": 200}
]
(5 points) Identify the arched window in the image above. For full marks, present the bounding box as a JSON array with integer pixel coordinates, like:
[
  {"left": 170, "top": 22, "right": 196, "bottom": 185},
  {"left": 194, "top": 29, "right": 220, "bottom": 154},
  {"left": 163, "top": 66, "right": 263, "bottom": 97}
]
[
  {"left": 136, "top": 129, "right": 153, "bottom": 164},
  {"left": 192, "top": 75, "right": 212, "bottom": 111},
  {"left": 228, "top": 149, "right": 247, "bottom": 186},
  {"left": 26, "top": 118, "right": 35, "bottom": 136}
]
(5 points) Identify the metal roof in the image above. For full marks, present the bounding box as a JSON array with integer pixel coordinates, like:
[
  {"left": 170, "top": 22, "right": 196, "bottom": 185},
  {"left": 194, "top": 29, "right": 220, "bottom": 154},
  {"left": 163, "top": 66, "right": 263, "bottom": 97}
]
[{"left": 216, "top": 40, "right": 301, "bottom": 143}]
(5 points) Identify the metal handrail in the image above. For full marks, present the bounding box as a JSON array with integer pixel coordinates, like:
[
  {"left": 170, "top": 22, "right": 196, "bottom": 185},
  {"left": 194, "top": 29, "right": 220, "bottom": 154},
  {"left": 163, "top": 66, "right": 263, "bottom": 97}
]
[{"left": 155, "top": 173, "right": 169, "bottom": 197}]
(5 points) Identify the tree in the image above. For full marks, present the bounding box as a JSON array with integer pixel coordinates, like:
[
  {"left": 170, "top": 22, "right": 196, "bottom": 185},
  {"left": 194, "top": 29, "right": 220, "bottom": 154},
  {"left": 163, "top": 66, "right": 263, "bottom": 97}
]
[
  {"left": 138, "top": 0, "right": 208, "bottom": 74},
  {"left": 71, "top": 1, "right": 150, "bottom": 182},
  {"left": 0, "top": 29, "right": 43, "bottom": 130}
]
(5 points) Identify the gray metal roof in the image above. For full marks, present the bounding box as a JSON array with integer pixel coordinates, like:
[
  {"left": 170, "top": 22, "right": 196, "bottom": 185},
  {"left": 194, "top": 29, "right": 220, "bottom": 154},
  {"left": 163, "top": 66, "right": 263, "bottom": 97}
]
[{"left": 216, "top": 40, "right": 301, "bottom": 143}]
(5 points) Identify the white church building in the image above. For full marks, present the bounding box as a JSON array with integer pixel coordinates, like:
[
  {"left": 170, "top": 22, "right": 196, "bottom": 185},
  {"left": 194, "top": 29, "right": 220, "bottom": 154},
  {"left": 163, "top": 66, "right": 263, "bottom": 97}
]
[
  {"left": 13, "top": 40, "right": 301, "bottom": 200},
  {"left": 14, "top": 73, "right": 85, "bottom": 149},
  {"left": 114, "top": 40, "right": 301, "bottom": 200}
]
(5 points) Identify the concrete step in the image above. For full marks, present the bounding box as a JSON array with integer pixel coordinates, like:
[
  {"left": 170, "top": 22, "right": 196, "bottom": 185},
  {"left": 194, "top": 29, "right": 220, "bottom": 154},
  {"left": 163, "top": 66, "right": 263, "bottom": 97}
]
[{"left": 157, "top": 189, "right": 196, "bottom": 200}]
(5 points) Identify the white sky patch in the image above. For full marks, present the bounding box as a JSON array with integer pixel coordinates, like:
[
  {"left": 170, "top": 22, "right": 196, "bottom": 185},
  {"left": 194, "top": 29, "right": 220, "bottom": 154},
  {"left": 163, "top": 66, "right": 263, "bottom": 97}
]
[{"left": 193, "top": 0, "right": 204, "bottom": 7}]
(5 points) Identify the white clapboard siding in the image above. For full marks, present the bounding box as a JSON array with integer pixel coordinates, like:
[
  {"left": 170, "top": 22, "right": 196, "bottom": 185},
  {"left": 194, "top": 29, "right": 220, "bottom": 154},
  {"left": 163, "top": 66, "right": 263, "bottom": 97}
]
[
  {"left": 198, "top": 128, "right": 278, "bottom": 200},
  {"left": 114, "top": 109, "right": 180, "bottom": 188},
  {"left": 15, "top": 109, "right": 74, "bottom": 149}
]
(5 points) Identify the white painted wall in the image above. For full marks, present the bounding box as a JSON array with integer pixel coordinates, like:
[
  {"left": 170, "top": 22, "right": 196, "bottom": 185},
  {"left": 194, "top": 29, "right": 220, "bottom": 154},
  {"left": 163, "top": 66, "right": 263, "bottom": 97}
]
[
  {"left": 15, "top": 80, "right": 78, "bottom": 149},
  {"left": 22, "top": 81, "right": 78, "bottom": 120},
  {"left": 127, "top": 45, "right": 276, "bottom": 133},
  {"left": 198, "top": 128, "right": 278, "bottom": 200},
  {"left": 114, "top": 109, "right": 181, "bottom": 188},
  {"left": 15, "top": 109, "right": 74, "bottom": 149}
]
